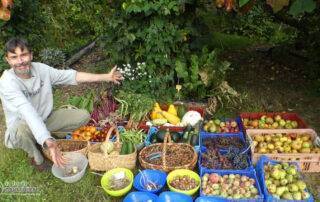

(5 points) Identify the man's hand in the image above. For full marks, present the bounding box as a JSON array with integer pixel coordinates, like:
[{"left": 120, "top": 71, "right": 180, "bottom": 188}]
[
  {"left": 45, "top": 139, "right": 67, "bottom": 167},
  {"left": 107, "top": 66, "right": 124, "bottom": 84}
]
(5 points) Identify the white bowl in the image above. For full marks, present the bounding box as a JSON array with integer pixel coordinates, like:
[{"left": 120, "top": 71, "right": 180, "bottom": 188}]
[{"left": 52, "top": 152, "right": 88, "bottom": 183}]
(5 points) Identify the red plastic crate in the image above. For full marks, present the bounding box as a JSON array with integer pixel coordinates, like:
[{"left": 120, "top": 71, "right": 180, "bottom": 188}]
[
  {"left": 138, "top": 103, "right": 205, "bottom": 132},
  {"left": 240, "top": 112, "right": 308, "bottom": 130}
]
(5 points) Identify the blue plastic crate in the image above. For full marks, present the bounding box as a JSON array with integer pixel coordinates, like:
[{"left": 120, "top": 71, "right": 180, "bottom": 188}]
[
  {"left": 199, "top": 169, "right": 264, "bottom": 202},
  {"left": 255, "top": 155, "right": 314, "bottom": 202},
  {"left": 198, "top": 146, "right": 254, "bottom": 174}
]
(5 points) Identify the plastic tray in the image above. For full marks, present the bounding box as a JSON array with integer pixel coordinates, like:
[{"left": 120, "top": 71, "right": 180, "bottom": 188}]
[
  {"left": 255, "top": 155, "right": 314, "bottom": 202},
  {"left": 199, "top": 169, "right": 264, "bottom": 202},
  {"left": 198, "top": 146, "right": 254, "bottom": 174},
  {"left": 240, "top": 112, "right": 308, "bottom": 131}
]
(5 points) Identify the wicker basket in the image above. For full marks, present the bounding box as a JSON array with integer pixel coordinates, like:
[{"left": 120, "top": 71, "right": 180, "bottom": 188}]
[
  {"left": 138, "top": 132, "right": 198, "bottom": 173},
  {"left": 42, "top": 139, "right": 88, "bottom": 162},
  {"left": 87, "top": 125, "right": 137, "bottom": 171},
  {"left": 247, "top": 129, "right": 320, "bottom": 172}
]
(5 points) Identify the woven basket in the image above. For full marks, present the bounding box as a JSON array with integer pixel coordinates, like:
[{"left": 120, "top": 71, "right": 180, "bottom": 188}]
[
  {"left": 87, "top": 125, "right": 137, "bottom": 171},
  {"left": 138, "top": 132, "right": 198, "bottom": 173},
  {"left": 42, "top": 139, "right": 88, "bottom": 162}
]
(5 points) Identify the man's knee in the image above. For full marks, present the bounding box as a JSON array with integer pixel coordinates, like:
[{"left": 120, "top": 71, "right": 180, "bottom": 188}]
[{"left": 77, "top": 109, "right": 90, "bottom": 124}]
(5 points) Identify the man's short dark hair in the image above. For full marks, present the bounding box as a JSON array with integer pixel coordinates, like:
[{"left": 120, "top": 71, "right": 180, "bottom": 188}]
[{"left": 5, "top": 38, "right": 31, "bottom": 55}]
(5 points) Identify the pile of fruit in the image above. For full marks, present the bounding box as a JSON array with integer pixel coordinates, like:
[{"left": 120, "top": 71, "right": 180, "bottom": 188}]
[
  {"left": 201, "top": 173, "right": 260, "bottom": 199},
  {"left": 251, "top": 132, "right": 320, "bottom": 154},
  {"left": 242, "top": 115, "right": 299, "bottom": 129},
  {"left": 203, "top": 136, "right": 245, "bottom": 150},
  {"left": 201, "top": 147, "right": 249, "bottom": 170},
  {"left": 203, "top": 119, "right": 239, "bottom": 133},
  {"left": 263, "top": 162, "right": 311, "bottom": 200},
  {"left": 72, "top": 126, "right": 109, "bottom": 142},
  {"left": 169, "top": 175, "right": 199, "bottom": 190}
]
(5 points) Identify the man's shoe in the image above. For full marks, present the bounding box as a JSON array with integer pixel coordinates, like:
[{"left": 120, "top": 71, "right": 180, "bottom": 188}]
[{"left": 29, "top": 158, "right": 52, "bottom": 172}]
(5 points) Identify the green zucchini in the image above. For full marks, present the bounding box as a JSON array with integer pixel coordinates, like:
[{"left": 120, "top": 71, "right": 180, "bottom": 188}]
[
  {"left": 171, "top": 132, "right": 181, "bottom": 142},
  {"left": 120, "top": 142, "right": 128, "bottom": 155},
  {"left": 190, "top": 134, "right": 199, "bottom": 146},
  {"left": 127, "top": 142, "right": 134, "bottom": 154},
  {"left": 156, "top": 130, "right": 167, "bottom": 142}
]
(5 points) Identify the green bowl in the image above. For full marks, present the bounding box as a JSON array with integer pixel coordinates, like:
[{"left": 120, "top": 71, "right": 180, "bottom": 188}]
[
  {"left": 167, "top": 169, "right": 200, "bottom": 196},
  {"left": 101, "top": 168, "right": 133, "bottom": 197}
]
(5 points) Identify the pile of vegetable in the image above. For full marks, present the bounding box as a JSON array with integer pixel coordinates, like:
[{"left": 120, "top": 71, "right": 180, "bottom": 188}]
[
  {"left": 100, "top": 141, "right": 119, "bottom": 155},
  {"left": 201, "top": 173, "right": 260, "bottom": 199},
  {"left": 115, "top": 90, "right": 155, "bottom": 128},
  {"left": 120, "top": 129, "right": 146, "bottom": 154},
  {"left": 149, "top": 103, "right": 203, "bottom": 127},
  {"left": 149, "top": 126, "right": 199, "bottom": 146},
  {"left": 72, "top": 126, "right": 110, "bottom": 142},
  {"left": 169, "top": 175, "right": 199, "bottom": 190}
]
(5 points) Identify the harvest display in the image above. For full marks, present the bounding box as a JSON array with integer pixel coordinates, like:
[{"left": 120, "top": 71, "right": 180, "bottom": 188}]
[{"left": 53, "top": 96, "right": 318, "bottom": 201}]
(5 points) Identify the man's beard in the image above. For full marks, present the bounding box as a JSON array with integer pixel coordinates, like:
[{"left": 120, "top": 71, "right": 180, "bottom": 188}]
[{"left": 13, "top": 62, "right": 32, "bottom": 76}]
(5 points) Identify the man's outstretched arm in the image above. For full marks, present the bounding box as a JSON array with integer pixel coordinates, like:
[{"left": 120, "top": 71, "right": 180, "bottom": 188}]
[{"left": 76, "top": 66, "right": 123, "bottom": 84}]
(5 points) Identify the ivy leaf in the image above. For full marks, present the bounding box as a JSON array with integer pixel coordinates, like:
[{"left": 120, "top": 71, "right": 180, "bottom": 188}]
[
  {"left": 266, "top": 0, "right": 289, "bottom": 13},
  {"left": 289, "top": 0, "right": 316, "bottom": 17},
  {"left": 239, "top": 0, "right": 251, "bottom": 7}
]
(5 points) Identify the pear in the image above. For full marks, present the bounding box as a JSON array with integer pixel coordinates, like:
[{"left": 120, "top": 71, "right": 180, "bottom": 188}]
[
  {"left": 209, "top": 124, "right": 217, "bottom": 133},
  {"left": 214, "top": 118, "right": 221, "bottom": 125},
  {"left": 267, "top": 184, "right": 277, "bottom": 194},
  {"left": 293, "top": 191, "right": 302, "bottom": 200},
  {"left": 271, "top": 169, "right": 281, "bottom": 180},
  {"left": 288, "top": 183, "right": 299, "bottom": 192},
  {"left": 296, "top": 180, "right": 307, "bottom": 191},
  {"left": 274, "top": 115, "right": 282, "bottom": 122},
  {"left": 276, "top": 186, "right": 286, "bottom": 196},
  {"left": 286, "top": 165, "right": 297, "bottom": 175},
  {"left": 291, "top": 121, "right": 298, "bottom": 128},
  {"left": 280, "top": 179, "right": 288, "bottom": 186},
  {"left": 282, "top": 191, "right": 293, "bottom": 200},
  {"left": 279, "top": 119, "right": 286, "bottom": 127}
]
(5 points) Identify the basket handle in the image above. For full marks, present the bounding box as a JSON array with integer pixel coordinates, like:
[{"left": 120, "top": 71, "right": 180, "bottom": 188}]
[
  {"left": 104, "top": 125, "right": 120, "bottom": 143},
  {"left": 162, "top": 129, "right": 172, "bottom": 170}
]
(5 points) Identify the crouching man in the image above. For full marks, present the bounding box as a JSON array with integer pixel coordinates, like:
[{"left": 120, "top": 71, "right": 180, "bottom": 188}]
[{"left": 0, "top": 38, "right": 123, "bottom": 170}]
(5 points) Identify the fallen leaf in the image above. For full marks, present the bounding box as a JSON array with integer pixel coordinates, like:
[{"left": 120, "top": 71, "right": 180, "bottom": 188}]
[{"left": 266, "top": 0, "right": 289, "bottom": 13}]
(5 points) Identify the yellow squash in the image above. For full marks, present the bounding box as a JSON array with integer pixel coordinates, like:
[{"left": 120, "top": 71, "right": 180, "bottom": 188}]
[
  {"left": 151, "top": 103, "right": 164, "bottom": 120},
  {"left": 167, "top": 104, "right": 178, "bottom": 116},
  {"left": 160, "top": 111, "right": 180, "bottom": 125}
]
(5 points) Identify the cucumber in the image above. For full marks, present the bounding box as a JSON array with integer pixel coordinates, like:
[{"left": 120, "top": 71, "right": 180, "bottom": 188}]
[
  {"left": 120, "top": 142, "right": 128, "bottom": 155},
  {"left": 127, "top": 142, "right": 134, "bottom": 154}
]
